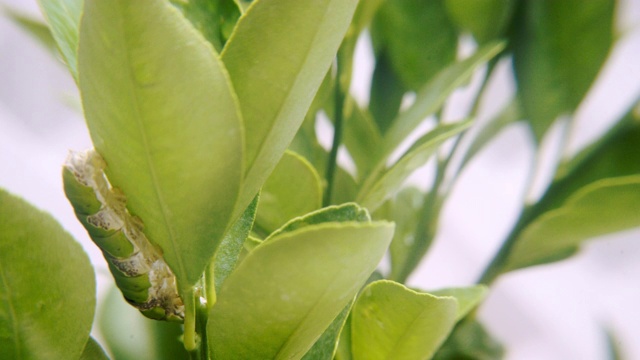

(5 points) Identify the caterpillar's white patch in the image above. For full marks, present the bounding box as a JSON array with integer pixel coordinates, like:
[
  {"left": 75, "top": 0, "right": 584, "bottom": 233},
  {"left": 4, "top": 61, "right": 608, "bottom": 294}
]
[{"left": 65, "top": 150, "right": 184, "bottom": 320}]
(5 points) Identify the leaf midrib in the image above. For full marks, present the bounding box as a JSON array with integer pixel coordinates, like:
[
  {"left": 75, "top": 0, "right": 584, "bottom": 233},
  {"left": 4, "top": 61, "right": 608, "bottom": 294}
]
[{"left": 116, "top": 1, "right": 186, "bottom": 282}]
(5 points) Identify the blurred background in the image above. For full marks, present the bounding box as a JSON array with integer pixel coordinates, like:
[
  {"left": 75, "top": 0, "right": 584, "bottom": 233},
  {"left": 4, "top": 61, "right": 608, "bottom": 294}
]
[{"left": 1, "top": 0, "right": 639, "bottom": 359}]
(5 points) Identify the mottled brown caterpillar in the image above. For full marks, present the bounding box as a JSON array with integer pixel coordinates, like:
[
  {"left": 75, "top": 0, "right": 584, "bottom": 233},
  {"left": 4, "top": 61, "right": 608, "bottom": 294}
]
[{"left": 63, "top": 150, "right": 184, "bottom": 322}]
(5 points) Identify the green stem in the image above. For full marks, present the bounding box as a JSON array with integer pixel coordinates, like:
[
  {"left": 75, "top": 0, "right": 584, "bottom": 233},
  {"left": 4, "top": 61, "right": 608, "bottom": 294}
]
[{"left": 323, "top": 58, "right": 346, "bottom": 207}]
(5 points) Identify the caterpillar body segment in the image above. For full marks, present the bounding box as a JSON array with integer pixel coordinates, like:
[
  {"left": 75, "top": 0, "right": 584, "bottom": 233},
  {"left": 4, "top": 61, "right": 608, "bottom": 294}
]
[{"left": 63, "top": 150, "right": 184, "bottom": 322}]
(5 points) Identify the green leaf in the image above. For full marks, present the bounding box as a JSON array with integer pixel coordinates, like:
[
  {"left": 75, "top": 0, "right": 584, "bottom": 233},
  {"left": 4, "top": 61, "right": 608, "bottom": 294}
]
[
  {"left": 36, "top": 0, "right": 82, "bottom": 81},
  {"left": 432, "top": 319, "right": 504, "bottom": 360},
  {"left": 266, "top": 202, "right": 371, "bottom": 241},
  {"left": 512, "top": 0, "right": 615, "bottom": 140},
  {"left": 78, "top": 0, "right": 244, "bottom": 288},
  {"left": 343, "top": 99, "right": 383, "bottom": 179},
  {"left": 445, "top": 0, "right": 516, "bottom": 43},
  {"left": 351, "top": 280, "right": 458, "bottom": 360},
  {"left": 255, "top": 151, "right": 323, "bottom": 234},
  {"left": 505, "top": 175, "right": 640, "bottom": 271},
  {"left": 99, "top": 287, "right": 188, "bottom": 360},
  {"left": 302, "top": 302, "right": 353, "bottom": 360},
  {"left": 429, "top": 285, "right": 489, "bottom": 321},
  {"left": 170, "top": 0, "right": 241, "bottom": 53},
  {"left": 384, "top": 187, "right": 424, "bottom": 281},
  {"left": 368, "top": 50, "right": 406, "bottom": 134},
  {"left": 0, "top": 189, "right": 95, "bottom": 360},
  {"left": 213, "top": 194, "right": 259, "bottom": 293},
  {"left": 359, "top": 121, "right": 472, "bottom": 211},
  {"left": 221, "top": 0, "right": 359, "bottom": 215},
  {"left": 208, "top": 222, "right": 395, "bottom": 359},
  {"left": 381, "top": 41, "right": 505, "bottom": 156},
  {"left": 79, "top": 338, "right": 109, "bottom": 360},
  {"left": 2, "top": 6, "right": 57, "bottom": 54},
  {"left": 371, "top": 0, "right": 458, "bottom": 91}
]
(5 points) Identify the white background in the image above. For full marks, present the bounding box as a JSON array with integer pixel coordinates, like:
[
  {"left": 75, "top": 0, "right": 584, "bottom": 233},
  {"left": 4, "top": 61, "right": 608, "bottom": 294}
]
[{"left": 1, "top": 1, "right": 640, "bottom": 359}]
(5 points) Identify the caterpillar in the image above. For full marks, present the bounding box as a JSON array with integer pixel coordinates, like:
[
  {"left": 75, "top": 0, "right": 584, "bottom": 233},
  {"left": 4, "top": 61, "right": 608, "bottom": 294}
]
[{"left": 63, "top": 150, "right": 184, "bottom": 322}]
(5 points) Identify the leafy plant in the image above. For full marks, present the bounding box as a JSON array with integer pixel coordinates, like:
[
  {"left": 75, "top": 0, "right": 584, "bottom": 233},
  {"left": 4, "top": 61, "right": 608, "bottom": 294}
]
[{"left": 1, "top": 0, "right": 638, "bottom": 359}]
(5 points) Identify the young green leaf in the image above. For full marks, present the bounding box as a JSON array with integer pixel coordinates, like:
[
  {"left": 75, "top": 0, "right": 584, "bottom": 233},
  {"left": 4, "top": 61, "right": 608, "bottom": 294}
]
[
  {"left": 429, "top": 285, "right": 489, "bottom": 321},
  {"left": 213, "top": 194, "right": 259, "bottom": 293},
  {"left": 208, "top": 222, "right": 395, "bottom": 359},
  {"left": 302, "top": 302, "right": 353, "bottom": 360},
  {"left": 79, "top": 338, "right": 109, "bottom": 360},
  {"left": 0, "top": 189, "right": 95, "bottom": 360},
  {"left": 78, "top": 0, "right": 244, "bottom": 289},
  {"left": 512, "top": 0, "right": 615, "bottom": 141},
  {"left": 36, "top": 0, "right": 82, "bottom": 81},
  {"left": 169, "top": 0, "right": 241, "bottom": 52},
  {"left": 343, "top": 99, "right": 383, "bottom": 179},
  {"left": 445, "top": 0, "right": 516, "bottom": 43},
  {"left": 358, "top": 121, "right": 472, "bottom": 211},
  {"left": 255, "top": 151, "right": 323, "bottom": 234},
  {"left": 266, "top": 202, "right": 371, "bottom": 241},
  {"left": 383, "top": 187, "right": 424, "bottom": 281},
  {"left": 351, "top": 280, "right": 458, "bottom": 360},
  {"left": 432, "top": 319, "right": 504, "bottom": 360},
  {"left": 221, "top": 0, "right": 359, "bottom": 215},
  {"left": 381, "top": 41, "right": 504, "bottom": 156},
  {"left": 505, "top": 175, "right": 640, "bottom": 271}
]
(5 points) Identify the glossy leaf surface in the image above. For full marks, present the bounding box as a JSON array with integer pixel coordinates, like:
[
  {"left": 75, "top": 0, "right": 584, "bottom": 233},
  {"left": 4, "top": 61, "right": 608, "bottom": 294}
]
[
  {"left": 0, "top": 189, "right": 95, "bottom": 360},
  {"left": 221, "top": 0, "right": 359, "bottom": 213},
  {"left": 351, "top": 281, "right": 458, "bottom": 360},
  {"left": 208, "top": 222, "right": 394, "bottom": 359},
  {"left": 78, "top": 0, "right": 243, "bottom": 287}
]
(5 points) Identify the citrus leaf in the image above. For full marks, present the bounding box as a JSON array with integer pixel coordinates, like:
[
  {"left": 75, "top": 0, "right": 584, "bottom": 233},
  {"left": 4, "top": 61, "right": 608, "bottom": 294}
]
[
  {"left": 213, "top": 194, "right": 259, "bottom": 293},
  {"left": 381, "top": 41, "right": 504, "bottom": 156},
  {"left": 78, "top": 0, "right": 243, "bottom": 288},
  {"left": 371, "top": 0, "right": 458, "bottom": 91},
  {"left": 505, "top": 175, "right": 640, "bottom": 271},
  {"left": 221, "top": 0, "right": 359, "bottom": 215},
  {"left": 208, "top": 222, "right": 394, "bottom": 359},
  {"left": 255, "top": 151, "right": 323, "bottom": 234},
  {"left": 512, "top": 0, "right": 615, "bottom": 140},
  {"left": 169, "top": 0, "right": 241, "bottom": 52},
  {"left": 432, "top": 319, "right": 504, "bottom": 360},
  {"left": 429, "top": 285, "right": 489, "bottom": 321},
  {"left": 302, "top": 302, "right": 353, "bottom": 360},
  {"left": 445, "top": 0, "right": 516, "bottom": 43},
  {"left": 36, "top": 0, "right": 82, "bottom": 81},
  {"left": 359, "top": 121, "right": 472, "bottom": 211},
  {"left": 79, "top": 338, "right": 109, "bottom": 360},
  {"left": 0, "top": 189, "right": 95, "bottom": 360},
  {"left": 351, "top": 280, "right": 458, "bottom": 360}
]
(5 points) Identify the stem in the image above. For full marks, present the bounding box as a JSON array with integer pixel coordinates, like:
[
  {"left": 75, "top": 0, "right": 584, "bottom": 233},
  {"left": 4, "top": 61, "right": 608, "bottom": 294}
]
[{"left": 323, "top": 58, "right": 346, "bottom": 207}]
